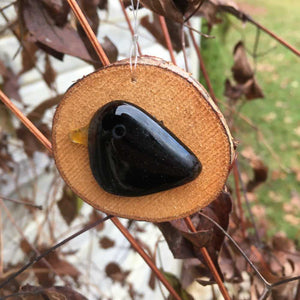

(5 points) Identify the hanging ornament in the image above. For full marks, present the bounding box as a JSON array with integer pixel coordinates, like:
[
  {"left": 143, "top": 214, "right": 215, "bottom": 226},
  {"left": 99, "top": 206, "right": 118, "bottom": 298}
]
[{"left": 52, "top": 56, "right": 234, "bottom": 222}]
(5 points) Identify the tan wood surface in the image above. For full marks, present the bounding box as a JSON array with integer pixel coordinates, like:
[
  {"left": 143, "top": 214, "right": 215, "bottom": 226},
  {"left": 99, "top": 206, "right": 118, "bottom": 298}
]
[{"left": 52, "top": 56, "right": 234, "bottom": 222}]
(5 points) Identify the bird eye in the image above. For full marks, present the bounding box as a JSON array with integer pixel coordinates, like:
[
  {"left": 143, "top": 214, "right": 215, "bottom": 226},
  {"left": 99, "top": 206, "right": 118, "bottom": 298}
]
[{"left": 112, "top": 124, "right": 126, "bottom": 139}]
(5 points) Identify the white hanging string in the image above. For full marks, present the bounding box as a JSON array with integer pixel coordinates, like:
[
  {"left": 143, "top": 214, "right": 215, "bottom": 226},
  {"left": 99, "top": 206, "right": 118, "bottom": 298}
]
[{"left": 129, "top": 0, "right": 140, "bottom": 75}]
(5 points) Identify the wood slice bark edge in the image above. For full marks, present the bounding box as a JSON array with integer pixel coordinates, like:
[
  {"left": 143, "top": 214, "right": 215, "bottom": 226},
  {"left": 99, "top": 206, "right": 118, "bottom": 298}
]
[{"left": 52, "top": 56, "right": 235, "bottom": 222}]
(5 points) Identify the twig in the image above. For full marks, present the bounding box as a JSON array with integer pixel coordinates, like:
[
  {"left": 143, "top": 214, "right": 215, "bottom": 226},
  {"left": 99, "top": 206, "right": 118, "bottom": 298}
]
[
  {"left": 0, "top": 215, "right": 112, "bottom": 290},
  {"left": 0, "top": 195, "right": 42, "bottom": 210}
]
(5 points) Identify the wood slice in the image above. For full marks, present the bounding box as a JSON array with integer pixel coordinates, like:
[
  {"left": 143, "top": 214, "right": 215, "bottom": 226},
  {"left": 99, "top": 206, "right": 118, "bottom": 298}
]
[{"left": 52, "top": 56, "right": 234, "bottom": 222}]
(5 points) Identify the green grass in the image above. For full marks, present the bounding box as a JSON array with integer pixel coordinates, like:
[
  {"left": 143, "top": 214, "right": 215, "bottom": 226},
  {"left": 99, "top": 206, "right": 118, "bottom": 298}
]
[{"left": 200, "top": 0, "right": 300, "bottom": 239}]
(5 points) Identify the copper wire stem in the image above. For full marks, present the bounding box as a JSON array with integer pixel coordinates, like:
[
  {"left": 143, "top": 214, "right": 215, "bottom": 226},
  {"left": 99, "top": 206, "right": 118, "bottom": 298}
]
[
  {"left": 119, "top": 0, "right": 142, "bottom": 56},
  {"left": 158, "top": 14, "right": 231, "bottom": 300},
  {"left": 158, "top": 16, "right": 176, "bottom": 64}
]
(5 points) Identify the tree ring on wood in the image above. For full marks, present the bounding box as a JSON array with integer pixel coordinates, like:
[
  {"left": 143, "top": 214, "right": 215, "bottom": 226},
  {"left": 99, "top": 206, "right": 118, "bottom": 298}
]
[{"left": 52, "top": 56, "right": 234, "bottom": 222}]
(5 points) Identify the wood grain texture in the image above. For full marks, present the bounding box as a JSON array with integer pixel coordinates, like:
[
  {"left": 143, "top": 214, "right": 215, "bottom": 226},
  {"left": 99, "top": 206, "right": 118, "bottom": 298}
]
[{"left": 52, "top": 56, "right": 234, "bottom": 222}]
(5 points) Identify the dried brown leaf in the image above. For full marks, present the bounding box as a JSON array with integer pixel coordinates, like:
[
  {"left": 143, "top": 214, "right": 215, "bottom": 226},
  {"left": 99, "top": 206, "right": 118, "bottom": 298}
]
[
  {"left": 0, "top": 130, "right": 14, "bottom": 173},
  {"left": 243, "top": 78, "right": 264, "bottom": 100},
  {"left": 74, "top": 0, "right": 118, "bottom": 68},
  {"left": 140, "top": 0, "right": 209, "bottom": 22},
  {"left": 157, "top": 221, "right": 195, "bottom": 259},
  {"left": 43, "top": 55, "right": 57, "bottom": 89},
  {"left": 148, "top": 269, "right": 156, "bottom": 290},
  {"left": 41, "top": 0, "right": 70, "bottom": 27},
  {"left": 240, "top": 147, "right": 268, "bottom": 191},
  {"left": 102, "top": 36, "right": 119, "bottom": 63},
  {"left": 224, "top": 78, "right": 243, "bottom": 100},
  {"left": 232, "top": 41, "right": 253, "bottom": 83},
  {"left": 19, "top": 40, "right": 38, "bottom": 74},
  {"left": 0, "top": 60, "right": 21, "bottom": 102},
  {"left": 21, "top": 0, "right": 93, "bottom": 61},
  {"left": 105, "top": 262, "right": 130, "bottom": 284},
  {"left": 99, "top": 236, "right": 115, "bottom": 249},
  {"left": 139, "top": 0, "right": 183, "bottom": 22},
  {"left": 218, "top": 244, "right": 243, "bottom": 283},
  {"left": 89, "top": 209, "right": 105, "bottom": 231},
  {"left": 78, "top": 0, "right": 100, "bottom": 34},
  {"left": 195, "top": 1, "right": 222, "bottom": 29},
  {"left": 76, "top": 0, "right": 100, "bottom": 65},
  {"left": 57, "top": 186, "right": 80, "bottom": 225},
  {"left": 20, "top": 239, "right": 33, "bottom": 256},
  {"left": 246, "top": 158, "right": 268, "bottom": 192},
  {"left": 98, "top": 0, "right": 108, "bottom": 10},
  {"left": 181, "top": 258, "right": 203, "bottom": 288},
  {"left": 225, "top": 77, "right": 264, "bottom": 101}
]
